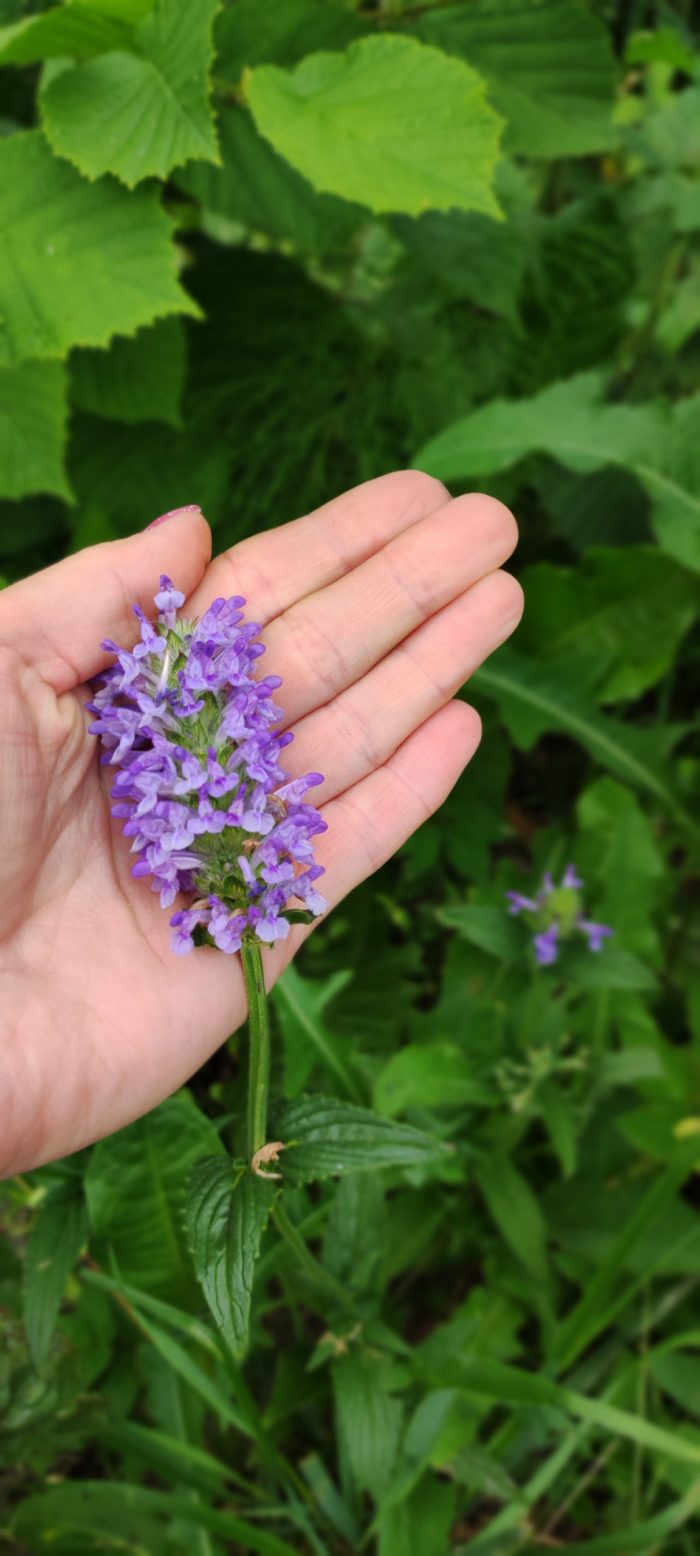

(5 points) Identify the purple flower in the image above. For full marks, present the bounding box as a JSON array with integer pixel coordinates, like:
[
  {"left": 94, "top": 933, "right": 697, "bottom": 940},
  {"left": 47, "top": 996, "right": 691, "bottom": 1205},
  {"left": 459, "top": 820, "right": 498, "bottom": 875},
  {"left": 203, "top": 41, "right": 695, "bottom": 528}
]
[
  {"left": 89, "top": 578, "right": 328, "bottom": 955},
  {"left": 505, "top": 864, "right": 613, "bottom": 968},
  {"left": 534, "top": 923, "right": 559, "bottom": 966}
]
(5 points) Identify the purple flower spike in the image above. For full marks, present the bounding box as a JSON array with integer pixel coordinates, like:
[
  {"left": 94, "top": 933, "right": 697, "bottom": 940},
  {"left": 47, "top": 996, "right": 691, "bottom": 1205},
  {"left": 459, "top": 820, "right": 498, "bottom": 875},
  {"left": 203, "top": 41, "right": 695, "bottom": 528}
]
[
  {"left": 563, "top": 863, "right": 583, "bottom": 890},
  {"left": 89, "top": 579, "right": 328, "bottom": 954}
]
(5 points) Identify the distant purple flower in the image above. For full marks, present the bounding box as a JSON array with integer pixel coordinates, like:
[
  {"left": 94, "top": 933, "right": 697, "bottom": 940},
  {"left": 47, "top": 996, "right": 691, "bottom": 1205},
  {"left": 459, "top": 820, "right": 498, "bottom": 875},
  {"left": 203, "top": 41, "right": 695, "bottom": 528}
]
[
  {"left": 506, "top": 864, "right": 613, "bottom": 967},
  {"left": 89, "top": 577, "right": 328, "bottom": 955},
  {"left": 534, "top": 923, "right": 559, "bottom": 966}
]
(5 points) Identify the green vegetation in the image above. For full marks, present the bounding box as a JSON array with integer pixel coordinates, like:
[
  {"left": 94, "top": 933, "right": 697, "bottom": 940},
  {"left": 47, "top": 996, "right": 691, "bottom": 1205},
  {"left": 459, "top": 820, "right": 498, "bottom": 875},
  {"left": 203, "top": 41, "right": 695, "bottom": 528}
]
[{"left": 1, "top": 2, "right": 700, "bottom": 1551}]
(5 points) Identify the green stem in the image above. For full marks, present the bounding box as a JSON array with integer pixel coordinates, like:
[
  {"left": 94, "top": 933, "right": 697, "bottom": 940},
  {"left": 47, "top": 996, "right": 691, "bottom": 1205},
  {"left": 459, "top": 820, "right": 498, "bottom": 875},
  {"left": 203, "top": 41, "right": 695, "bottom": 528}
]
[{"left": 241, "top": 940, "right": 270, "bottom": 1160}]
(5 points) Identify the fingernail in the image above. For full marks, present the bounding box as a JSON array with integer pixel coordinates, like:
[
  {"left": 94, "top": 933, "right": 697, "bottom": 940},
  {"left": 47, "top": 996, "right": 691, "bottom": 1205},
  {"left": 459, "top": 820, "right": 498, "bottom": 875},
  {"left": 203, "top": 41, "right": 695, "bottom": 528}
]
[{"left": 146, "top": 504, "right": 202, "bottom": 530}]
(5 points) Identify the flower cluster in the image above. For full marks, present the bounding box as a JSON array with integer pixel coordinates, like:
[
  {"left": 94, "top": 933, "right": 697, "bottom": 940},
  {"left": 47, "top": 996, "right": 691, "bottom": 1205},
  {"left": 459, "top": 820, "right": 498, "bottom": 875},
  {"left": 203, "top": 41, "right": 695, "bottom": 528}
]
[
  {"left": 89, "top": 577, "right": 328, "bottom": 955},
  {"left": 506, "top": 864, "right": 613, "bottom": 967}
]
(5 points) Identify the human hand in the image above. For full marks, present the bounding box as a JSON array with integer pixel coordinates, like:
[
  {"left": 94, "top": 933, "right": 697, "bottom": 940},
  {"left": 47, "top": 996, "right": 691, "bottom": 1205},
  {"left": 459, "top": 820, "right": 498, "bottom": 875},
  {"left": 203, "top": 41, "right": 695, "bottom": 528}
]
[{"left": 0, "top": 473, "right": 522, "bottom": 1175}]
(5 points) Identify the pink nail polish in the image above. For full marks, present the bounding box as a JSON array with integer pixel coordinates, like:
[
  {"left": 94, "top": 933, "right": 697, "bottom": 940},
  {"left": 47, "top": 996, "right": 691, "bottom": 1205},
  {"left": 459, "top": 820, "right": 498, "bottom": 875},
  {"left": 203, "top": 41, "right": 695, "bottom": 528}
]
[{"left": 146, "top": 504, "right": 202, "bottom": 530}]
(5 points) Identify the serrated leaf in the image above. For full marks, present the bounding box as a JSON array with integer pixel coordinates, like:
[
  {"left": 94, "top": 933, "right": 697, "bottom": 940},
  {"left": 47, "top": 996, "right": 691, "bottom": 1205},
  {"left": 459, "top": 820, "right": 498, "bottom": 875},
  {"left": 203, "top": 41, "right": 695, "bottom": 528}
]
[
  {"left": 0, "top": 2, "right": 133, "bottom": 63},
  {"left": 246, "top": 34, "right": 503, "bottom": 218},
  {"left": 0, "top": 131, "right": 198, "bottom": 365},
  {"left": 272, "top": 1094, "right": 451, "bottom": 1184},
  {"left": 0, "top": 359, "right": 70, "bottom": 500},
  {"left": 23, "top": 1181, "right": 86, "bottom": 1371},
  {"left": 85, "top": 1093, "right": 223, "bottom": 1303},
  {"left": 70, "top": 316, "right": 186, "bottom": 427},
  {"left": 412, "top": 0, "right": 617, "bottom": 158},
  {"left": 414, "top": 373, "right": 700, "bottom": 573},
  {"left": 41, "top": 0, "right": 220, "bottom": 187},
  {"left": 185, "top": 1158, "right": 277, "bottom": 1359}
]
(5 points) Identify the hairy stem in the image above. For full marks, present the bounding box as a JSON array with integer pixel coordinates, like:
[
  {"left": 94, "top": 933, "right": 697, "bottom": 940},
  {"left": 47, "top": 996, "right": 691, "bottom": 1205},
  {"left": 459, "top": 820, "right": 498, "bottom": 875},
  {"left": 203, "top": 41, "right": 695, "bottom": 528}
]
[{"left": 241, "top": 940, "right": 270, "bottom": 1160}]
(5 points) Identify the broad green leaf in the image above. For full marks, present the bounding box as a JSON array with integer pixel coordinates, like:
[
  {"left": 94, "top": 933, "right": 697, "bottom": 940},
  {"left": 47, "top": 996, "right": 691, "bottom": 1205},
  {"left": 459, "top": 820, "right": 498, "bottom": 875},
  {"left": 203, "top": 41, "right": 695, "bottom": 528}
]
[
  {"left": 377, "top": 1477, "right": 458, "bottom": 1556},
  {"left": 415, "top": 373, "right": 700, "bottom": 573},
  {"left": 272, "top": 1094, "right": 451, "bottom": 1184},
  {"left": 246, "top": 34, "right": 503, "bottom": 218},
  {"left": 0, "top": 2, "right": 133, "bottom": 64},
  {"left": 185, "top": 1158, "right": 277, "bottom": 1359},
  {"left": 394, "top": 205, "right": 527, "bottom": 323},
  {"left": 322, "top": 1174, "right": 385, "bottom": 1293},
  {"left": 85, "top": 1092, "right": 223, "bottom": 1302},
  {"left": 23, "top": 1181, "right": 86, "bottom": 1371},
  {"left": 435, "top": 904, "right": 522, "bottom": 961},
  {"left": 564, "top": 944, "right": 658, "bottom": 993},
  {"left": 0, "top": 131, "right": 197, "bottom": 365},
  {"left": 41, "top": 0, "right": 220, "bottom": 187},
  {"left": 656, "top": 264, "right": 700, "bottom": 352},
  {"left": 70, "top": 317, "right": 186, "bottom": 427},
  {"left": 178, "top": 104, "right": 363, "bottom": 256},
  {"left": 577, "top": 778, "right": 664, "bottom": 961},
  {"left": 68, "top": 409, "right": 230, "bottom": 532},
  {"left": 412, "top": 0, "right": 618, "bottom": 158},
  {"left": 333, "top": 1349, "right": 403, "bottom": 1500},
  {"left": 472, "top": 647, "right": 698, "bottom": 841},
  {"left": 649, "top": 1350, "right": 700, "bottom": 1419},
  {"left": 215, "top": 0, "right": 365, "bottom": 77},
  {"left": 0, "top": 360, "right": 70, "bottom": 500},
  {"left": 374, "top": 1041, "right": 490, "bottom": 1119},
  {"left": 475, "top": 1154, "right": 549, "bottom": 1283},
  {"left": 517, "top": 549, "right": 700, "bottom": 704}
]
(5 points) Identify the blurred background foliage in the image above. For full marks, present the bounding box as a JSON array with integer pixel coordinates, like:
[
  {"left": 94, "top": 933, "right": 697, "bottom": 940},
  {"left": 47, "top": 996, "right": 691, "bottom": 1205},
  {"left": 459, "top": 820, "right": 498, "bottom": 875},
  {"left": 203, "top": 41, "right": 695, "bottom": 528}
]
[{"left": 2, "top": 0, "right": 700, "bottom": 1552}]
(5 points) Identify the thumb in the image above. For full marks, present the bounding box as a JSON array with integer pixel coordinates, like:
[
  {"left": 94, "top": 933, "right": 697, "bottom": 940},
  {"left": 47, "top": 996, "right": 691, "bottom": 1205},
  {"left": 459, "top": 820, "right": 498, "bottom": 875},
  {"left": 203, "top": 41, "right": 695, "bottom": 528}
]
[{"left": 0, "top": 505, "right": 212, "bottom": 694}]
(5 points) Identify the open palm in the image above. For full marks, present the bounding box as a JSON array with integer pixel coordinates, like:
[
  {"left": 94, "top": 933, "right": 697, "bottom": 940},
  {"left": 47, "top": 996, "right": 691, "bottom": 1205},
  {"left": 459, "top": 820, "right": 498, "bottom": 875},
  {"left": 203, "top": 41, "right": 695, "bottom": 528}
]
[{"left": 0, "top": 474, "right": 522, "bottom": 1176}]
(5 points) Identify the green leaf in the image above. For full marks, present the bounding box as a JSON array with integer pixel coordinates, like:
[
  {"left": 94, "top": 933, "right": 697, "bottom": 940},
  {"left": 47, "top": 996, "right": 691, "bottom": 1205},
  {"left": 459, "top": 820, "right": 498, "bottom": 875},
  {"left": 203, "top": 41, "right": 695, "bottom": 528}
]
[
  {"left": 333, "top": 1349, "right": 404, "bottom": 1500},
  {"left": 23, "top": 1181, "right": 86, "bottom": 1371},
  {"left": 178, "top": 104, "right": 363, "bottom": 256},
  {"left": 412, "top": 0, "right": 618, "bottom": 158},
  {"left": 41, "top": 0, "right": 220, "bottom": 187},
  {"left": 11, "top": 1482, "right": 305, "bottom": 1556},
  {"left": 428, "top": 1358, "right": 700, "bottom": 1470},
  {"left": 85, "top": 1092, "right": 223, "bottom": 1302},
  {"left": 271, "top": 963, "right": 359, "bottom": 1099},
  {"left": 577, "top": 777, "right": 664, "bottom": 962},
  {"left": 394, "top": 205, "right": 527, "bottom": 323},
  {"left": 374, "top": 1041, "right": 490, "bottom": 1119},
  {"left": 475, "top": 1154, "right": 550, "bottom": 1283},
  {"left": 517, "top": 549, "right": 700, "bottom": 704},
  {"left": 0, "top": 131, "right": 197, "bottom": 366},
  {"left": 414, "top": 373, "right": 700, "bottom": 573},
  {"left": 70, "top": 317, "right": 186, "bottom": 427},
  {"left": 246, "top": 34, "right": 503, "bottom": 218},
  {"left": 472, "top": 647, "right": 698, "bottom": 840},
  {"left": 0, "top": 360, "right": 70, "bottom": 500},
  {"left": 185, "top": 1158, "right": 277, "bottom": 1359},
  {"left": 215, "top": 0, "right": 365, "bottom": 76},
  {"left": 272, "top": 1094, "right": 451, "bottom": 1184},
  {"left": 435, "top": 903, "right": 523, "bottom": 961},
  {"left": 0, "top": 2, "right": 133, "bottom": 65}
]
